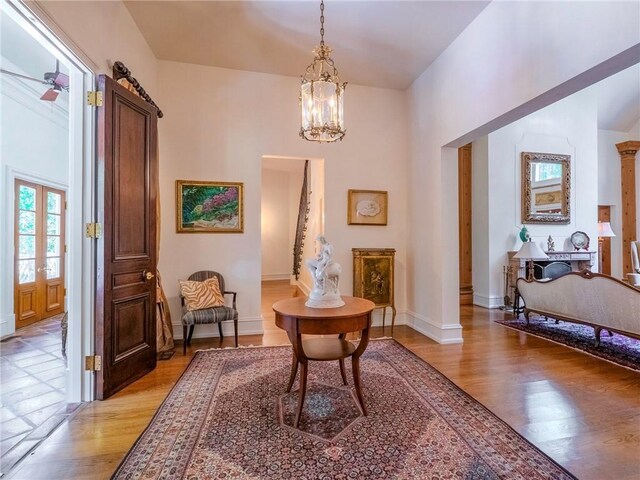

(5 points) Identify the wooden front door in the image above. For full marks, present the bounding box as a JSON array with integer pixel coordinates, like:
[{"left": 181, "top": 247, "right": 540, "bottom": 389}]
[
  {"left": 14, "top": 180, "right": 66, "bottom": 329},
  {"left": 95, "top": 75, "right": 158, "bottom": 400}
]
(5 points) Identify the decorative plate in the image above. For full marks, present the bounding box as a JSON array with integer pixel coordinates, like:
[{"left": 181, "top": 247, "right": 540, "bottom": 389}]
[{"left": 570, "top": 231, "right": 590, "bottom": 250}]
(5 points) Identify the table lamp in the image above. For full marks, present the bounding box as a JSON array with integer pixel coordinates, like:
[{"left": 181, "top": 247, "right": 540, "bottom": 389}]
[
  {"left": 513, "top": 239, "right": 549, "bottom": 280},
  {"left": 597, "top": 222, "right": 615, "bottom": 273}
]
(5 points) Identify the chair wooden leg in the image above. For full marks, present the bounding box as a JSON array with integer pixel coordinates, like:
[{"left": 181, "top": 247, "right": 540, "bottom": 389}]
[
  {"left": 352, "top": 356, "right": 367, "bottom": 416},
  {"left": 234, "top": 317, "right": 238, "bottom": 348},
  {"left": 339, "top": 359, "right": 348, "bottom": 385},
  {"left": 294, "top": 361, "right": 308, "bottom": 428},
  {"left": 382, "top": 307, "right": 386, "bottom": 329},
  {"left": 182, "top": 326, "right": 187, "bottom": 355},
  {"left": 217, "top": 321, "right": 223, "bottom": 340},
  {"left": 391, "top": 306, "right": 397, "bottom": 335},
  {"left": 286, "top": 352, "right": 299, "bottom": 393},
  {"left": 187, "top": 325, "right": 195, "bottom": 345}
]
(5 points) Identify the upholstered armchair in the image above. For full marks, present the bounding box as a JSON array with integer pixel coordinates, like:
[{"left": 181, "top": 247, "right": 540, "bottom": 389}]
[
  {"left": 628, "top": 241, "right": 640, "bottom": 287},
  {"left": 181, "top": 271, "right": 238, "bottom": 354}
]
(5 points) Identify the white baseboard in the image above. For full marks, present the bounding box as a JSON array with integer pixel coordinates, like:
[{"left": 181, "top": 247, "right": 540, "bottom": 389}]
[
  {"left": 261, "top": 274, "right": 291, "bottom": 281},
  {"left": 173, "top": 316, "right": 264, "bottom": 340},
  {"left": 405, "top": 310, "right": 463, "bottom": 344},
  {"left": 0, "top": 314, "right": 15, "bottom": 339},
  {"left": 473, "top": 294, "right": 504, "bottom": 309}
]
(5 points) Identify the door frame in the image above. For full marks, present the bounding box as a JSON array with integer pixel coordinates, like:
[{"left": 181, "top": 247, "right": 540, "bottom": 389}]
[{"left": 1, "top": 0, "right": 96, "bottom": 402}]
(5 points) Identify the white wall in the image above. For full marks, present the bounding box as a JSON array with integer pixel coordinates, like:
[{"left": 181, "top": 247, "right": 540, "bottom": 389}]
[
  {"left": 598, "top": 129, "right": 629, "bottom": 278},
  {"left": 473, "top": 90, "right": 599, "bottom": 307},
  {"left": 471, "top": 136, "right": 490, "bottom": 307},
  {"left": 157, "top": 61, "right": 409, "bottom": 339},
  {"left": 0, "top": 62, "right": 69, "bottom": 336},
  {"left": 407, "top": 0, "right": 639, "bottom": 342},
  {"left": 261, "top": 168, "right": 293, "bottom": 280},
  {"left": 35, "top": 0, "right": 158, "bottom": 95}
]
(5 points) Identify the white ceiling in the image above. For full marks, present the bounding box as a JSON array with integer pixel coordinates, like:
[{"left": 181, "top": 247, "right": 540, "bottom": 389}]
[
  {"left": 596, "top": 64, "right": 640, "bottom": 132},
  {"left": 124, "top": 0, "right": 490, "bottom": 90}
]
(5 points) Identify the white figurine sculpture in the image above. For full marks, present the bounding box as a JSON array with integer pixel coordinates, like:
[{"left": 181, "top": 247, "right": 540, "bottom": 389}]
[{"left": 305, "top": 236, "right": 345, "bottom": 308}]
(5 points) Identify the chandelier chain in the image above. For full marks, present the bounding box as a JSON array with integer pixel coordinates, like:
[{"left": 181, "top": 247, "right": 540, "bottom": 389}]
[{"left": 319, "top": 0, "right": 325, "bottom": 46}]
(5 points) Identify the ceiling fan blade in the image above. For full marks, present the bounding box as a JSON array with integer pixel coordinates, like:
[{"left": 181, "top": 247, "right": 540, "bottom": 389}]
[
  {"left": 40, "top": 88, "right": 59, "bottom": 102},
  {"left": 0, "top": 68, "right": 48, "bottom": 85},
  {"left": 53, "top": 72, "right": 69, "bottom": 89}
]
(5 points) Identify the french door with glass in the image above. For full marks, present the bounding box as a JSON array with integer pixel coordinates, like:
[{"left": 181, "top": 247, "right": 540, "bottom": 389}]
[{"left": 14, "top": 179, "right": 66, "bottom": 329}]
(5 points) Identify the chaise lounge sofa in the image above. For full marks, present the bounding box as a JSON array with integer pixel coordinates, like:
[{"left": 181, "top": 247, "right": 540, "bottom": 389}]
[{"left": 516, "top": 271, "right": 640, "bottom": 346}]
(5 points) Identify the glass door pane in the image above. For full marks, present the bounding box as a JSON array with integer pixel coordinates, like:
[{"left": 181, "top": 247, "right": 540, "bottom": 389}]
[
  {"left": 17, "top": 185, "right": 37, "bottom": 285},
  {"left": 46, "top": 191, "right": 62, "bottom": 279}
]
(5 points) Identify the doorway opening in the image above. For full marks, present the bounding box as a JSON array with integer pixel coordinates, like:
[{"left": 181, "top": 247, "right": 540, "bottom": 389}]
[
  {"left": 0, "top": 0, "right": 94, "bottom": 473},
  {"left": 260, "top": 155, "right": 324, "bottom": 330}
]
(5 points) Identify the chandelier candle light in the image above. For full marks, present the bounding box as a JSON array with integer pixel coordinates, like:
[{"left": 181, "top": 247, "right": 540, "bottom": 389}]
[{"left": 300, "top": 0, "right": 347, "bottom": 142}]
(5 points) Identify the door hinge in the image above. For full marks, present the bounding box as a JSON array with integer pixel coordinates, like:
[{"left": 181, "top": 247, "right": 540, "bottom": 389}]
[
  {"left": 87, "top": 91, "right": 103, "bottom": 107},
  {"left": 85, "top": 223, "right": 102, "bottom": 239},
  {"left": 85, "top": 355, "right": 102, "bottom": 371}
]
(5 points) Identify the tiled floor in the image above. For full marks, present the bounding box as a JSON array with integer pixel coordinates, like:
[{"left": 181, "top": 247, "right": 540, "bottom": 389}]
[{"left": 0, "top": 315, "right": 80, "bottom": 474}]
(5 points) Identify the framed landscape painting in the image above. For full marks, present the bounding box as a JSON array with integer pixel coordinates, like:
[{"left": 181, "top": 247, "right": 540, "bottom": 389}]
[{"left": 176, "top": 180, "right": 244, "bottom": 233}]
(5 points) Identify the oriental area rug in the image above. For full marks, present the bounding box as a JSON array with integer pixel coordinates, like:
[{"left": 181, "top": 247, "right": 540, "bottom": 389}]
[
  {"left": 112, "top": 339, "right": 575, "bottom": 479},
  {"left": 496, "top": 315, "right": 640, "bottom": 371}
]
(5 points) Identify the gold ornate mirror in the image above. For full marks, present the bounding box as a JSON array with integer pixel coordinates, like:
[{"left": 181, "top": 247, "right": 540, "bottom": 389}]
[{"left": 521, "top": 152, "right": 571, "bottom": 224}]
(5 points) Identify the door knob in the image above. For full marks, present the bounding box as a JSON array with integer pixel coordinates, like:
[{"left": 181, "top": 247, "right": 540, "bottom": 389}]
[{"left": 143, "top": 271, "right": 155, "bottom": 281}]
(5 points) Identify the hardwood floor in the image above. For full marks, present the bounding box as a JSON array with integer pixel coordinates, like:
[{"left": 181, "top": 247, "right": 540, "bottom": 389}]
[{"left": 7, "top": 280, "right": 640, "bottom": 479}]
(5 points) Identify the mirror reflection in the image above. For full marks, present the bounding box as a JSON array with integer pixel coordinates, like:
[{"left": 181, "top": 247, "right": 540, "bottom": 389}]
[{"left": 521, "top": 152, "right": 570, "bottom": 224}]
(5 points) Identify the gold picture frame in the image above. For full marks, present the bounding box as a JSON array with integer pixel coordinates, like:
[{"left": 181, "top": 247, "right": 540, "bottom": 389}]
[
  {"left": 347, "top": 189, "right": 388, "bottom": 226},
  {"left": 176, "top": 180, "right": 244, "bottom": 233},
  {"left": 521, "top": 152, "right": 571, "bottom": 224}
]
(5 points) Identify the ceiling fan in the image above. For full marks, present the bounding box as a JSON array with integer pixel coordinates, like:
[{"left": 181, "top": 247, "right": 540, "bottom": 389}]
[{"left": 1, "top": 59, "right": 69, "bottom": 102}]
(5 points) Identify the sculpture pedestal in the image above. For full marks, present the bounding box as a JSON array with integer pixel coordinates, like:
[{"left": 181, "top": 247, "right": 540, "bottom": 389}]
[{"left": 305, "top": 294, "right": 345, "bottom": 309}]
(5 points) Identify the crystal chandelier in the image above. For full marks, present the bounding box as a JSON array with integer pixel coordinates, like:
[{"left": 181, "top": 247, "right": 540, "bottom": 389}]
[{"left": 300, "top": 0, "right": 346, "bottom": 143}]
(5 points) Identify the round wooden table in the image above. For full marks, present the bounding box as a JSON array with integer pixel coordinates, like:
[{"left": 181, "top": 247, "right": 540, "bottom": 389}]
[{"left": 272, "top": 296, "right": 375, "bottom": 427}]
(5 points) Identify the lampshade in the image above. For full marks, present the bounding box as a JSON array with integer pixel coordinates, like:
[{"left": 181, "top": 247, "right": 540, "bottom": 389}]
[
  {"left": 597, "top": 222, "right": 615, "bottom": 237},
  {"left": 513, "top": 240, "right": 549, "bottom": 260}
]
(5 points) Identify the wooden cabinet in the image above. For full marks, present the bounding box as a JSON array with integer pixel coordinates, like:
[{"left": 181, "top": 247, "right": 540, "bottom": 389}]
[{"left": 352, "top": 248, "right": 396, "bottom": 329}]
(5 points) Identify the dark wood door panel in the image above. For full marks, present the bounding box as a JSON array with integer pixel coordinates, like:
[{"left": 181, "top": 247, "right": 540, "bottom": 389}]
[
  {"left": 113, "top": 99, "right": 151, "bottom": 261},
  {"left": 112, "top": 295, "right": 152, "bottom": 362},
  {"left": 96, "top": 75, "right": 158, "bottom": 400}
]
